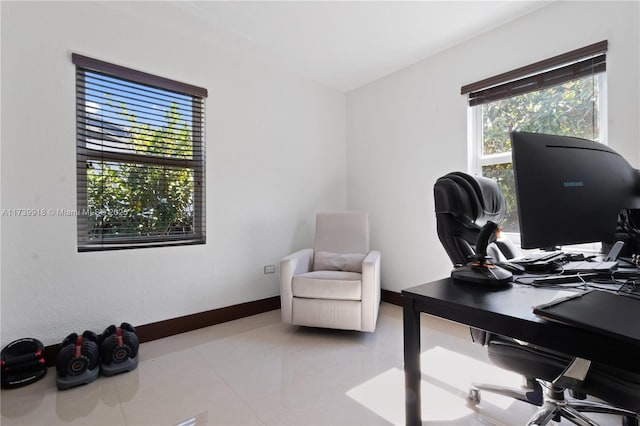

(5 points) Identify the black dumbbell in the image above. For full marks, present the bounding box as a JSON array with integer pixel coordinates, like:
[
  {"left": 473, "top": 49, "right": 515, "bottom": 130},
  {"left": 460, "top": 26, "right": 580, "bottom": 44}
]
[
  {"left": 56, "top": 331, "right": 100, "bottom": 378},
  {"left": 100, "top": 323, "right": 139, "bottom": 365}
]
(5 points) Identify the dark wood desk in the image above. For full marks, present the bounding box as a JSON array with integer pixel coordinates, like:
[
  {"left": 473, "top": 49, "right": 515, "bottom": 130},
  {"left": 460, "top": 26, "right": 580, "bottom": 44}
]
[{"left": 402, "top": 278, "right": 640, "bottom": 426}]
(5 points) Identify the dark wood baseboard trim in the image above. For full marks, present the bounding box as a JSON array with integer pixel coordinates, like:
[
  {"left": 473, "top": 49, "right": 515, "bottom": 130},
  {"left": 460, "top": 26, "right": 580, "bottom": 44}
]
[
  {"left": 135, "top": 296, "right": 281, "bottom": 342},
  {"left": 381, "top": 289, "right": 403, "bottom": 306},
  {"left": 44, "top": 296, "right": 281, "bottom": 367},
  {"left": 46, "top": 291, "right": 404, "bottom": 367}
]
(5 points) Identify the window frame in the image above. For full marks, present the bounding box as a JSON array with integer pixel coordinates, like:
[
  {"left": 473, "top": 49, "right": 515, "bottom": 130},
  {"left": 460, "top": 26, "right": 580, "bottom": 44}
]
[{"left": 73, "top": 54, "right": 208, "bottom": 251}]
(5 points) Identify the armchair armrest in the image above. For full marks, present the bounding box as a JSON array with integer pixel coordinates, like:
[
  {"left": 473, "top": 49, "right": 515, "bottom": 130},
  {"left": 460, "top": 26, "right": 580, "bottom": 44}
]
[
  {"left": 361, "top": 250, "right": 381, "bottom": 332},
  {"left": 279, "top": 249, "right": 313, "bottom": 323}
]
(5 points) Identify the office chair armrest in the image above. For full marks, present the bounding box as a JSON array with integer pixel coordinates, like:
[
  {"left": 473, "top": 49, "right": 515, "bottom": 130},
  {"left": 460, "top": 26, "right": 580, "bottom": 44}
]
[
  {"left": 553, "top": 357, "right": 592, "bottom": 389},
  {"left": 496, "top": 235, "right": 523, "bottom": 259}
]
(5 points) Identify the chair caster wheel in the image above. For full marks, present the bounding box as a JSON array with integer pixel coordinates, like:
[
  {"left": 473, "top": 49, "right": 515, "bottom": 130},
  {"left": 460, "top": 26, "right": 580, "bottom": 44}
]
[
  {"left": 622, "top": 415, "right": 638, "bottom": 426},
  {"left": 468, "top": 388, "right": 481, "bottom": 404}
]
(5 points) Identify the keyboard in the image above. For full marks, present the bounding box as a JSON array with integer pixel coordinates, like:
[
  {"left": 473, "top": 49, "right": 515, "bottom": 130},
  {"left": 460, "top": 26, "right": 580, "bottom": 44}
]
[
  {"left": 532, "top": 273, "right": 599, "bottom": 285},
  {"left": 561, "top": 260, "right": 618, "bottom": 273},
  {"left": 511, "top": 251, "right": 565, "bottom": 264}
]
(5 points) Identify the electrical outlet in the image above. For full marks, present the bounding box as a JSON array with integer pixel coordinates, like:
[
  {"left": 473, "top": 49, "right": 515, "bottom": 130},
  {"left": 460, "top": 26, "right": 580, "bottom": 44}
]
[{"left": 264, "top": 265, "right": 276, "bottom": 274}]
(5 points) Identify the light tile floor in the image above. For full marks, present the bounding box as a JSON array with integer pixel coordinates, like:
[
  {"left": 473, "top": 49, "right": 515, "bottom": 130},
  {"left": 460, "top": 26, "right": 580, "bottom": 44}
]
[{"left": 0, "top": 303, "right": 621, "bottom": 425}]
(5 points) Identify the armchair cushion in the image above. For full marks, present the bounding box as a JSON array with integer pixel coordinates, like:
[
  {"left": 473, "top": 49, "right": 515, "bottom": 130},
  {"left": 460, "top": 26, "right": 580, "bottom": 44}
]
[
  {"left": 313, "top": 251, "right": 366, "bottom": 272},
  {"left": 292, "top": 271, "right": 362, "bottom": 300}
]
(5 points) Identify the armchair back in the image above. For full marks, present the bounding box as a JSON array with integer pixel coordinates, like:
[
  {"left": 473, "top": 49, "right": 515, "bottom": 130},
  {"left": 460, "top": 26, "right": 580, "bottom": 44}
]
[{"left": 314, "top": 211, "right": 369, "bottom": 255}]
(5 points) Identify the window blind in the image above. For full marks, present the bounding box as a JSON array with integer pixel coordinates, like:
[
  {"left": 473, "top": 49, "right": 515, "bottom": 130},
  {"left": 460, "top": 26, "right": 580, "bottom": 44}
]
[
  {"left": 462, "top": 41, "right": 607, "bottom": 106},
  {"left": 73, "top": 54, "right": 207, "bottom": 251}
]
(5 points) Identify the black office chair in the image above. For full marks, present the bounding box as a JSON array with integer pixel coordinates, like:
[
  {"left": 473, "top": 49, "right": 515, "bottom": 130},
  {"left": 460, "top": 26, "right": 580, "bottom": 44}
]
[{"left": 434, "top": 171, "right": 640, "bottom": 426}]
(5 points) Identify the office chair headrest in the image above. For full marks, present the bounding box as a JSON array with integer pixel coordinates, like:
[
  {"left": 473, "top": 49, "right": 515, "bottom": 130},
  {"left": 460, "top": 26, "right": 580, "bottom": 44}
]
[{"left": 434, "top": 172, "right": 505, "bottom": 227}]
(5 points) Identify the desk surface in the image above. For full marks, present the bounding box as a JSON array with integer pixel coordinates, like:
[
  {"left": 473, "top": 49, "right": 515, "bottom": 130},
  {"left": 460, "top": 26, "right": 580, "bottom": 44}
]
[{"left": 402, "top": 279, "right": 640, "bottom": 373}]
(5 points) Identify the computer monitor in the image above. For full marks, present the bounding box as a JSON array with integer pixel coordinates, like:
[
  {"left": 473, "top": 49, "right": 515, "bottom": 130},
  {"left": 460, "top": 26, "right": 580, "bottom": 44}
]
[{"left": 511, "top": 131, "right": 640, "bottom": 249}]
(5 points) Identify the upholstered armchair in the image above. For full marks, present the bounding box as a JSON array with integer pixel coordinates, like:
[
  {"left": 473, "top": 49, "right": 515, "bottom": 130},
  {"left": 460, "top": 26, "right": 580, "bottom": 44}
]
[{"left": 279, "top": 211, "right": 381, "bottom": 332}]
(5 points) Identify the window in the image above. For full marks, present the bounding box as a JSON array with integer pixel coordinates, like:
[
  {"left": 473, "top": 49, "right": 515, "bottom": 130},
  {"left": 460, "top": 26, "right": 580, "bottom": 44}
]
[
  {"left": 73, "top": 54, "right": 207, "bottom": 251},
  {"left": 463, "top": 41, "right": 607, "bottom": 237}
]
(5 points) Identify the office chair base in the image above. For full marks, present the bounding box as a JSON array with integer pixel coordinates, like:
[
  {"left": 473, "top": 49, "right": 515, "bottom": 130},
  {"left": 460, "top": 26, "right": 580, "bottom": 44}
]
[
  {"left": 469, "top": 379, "right": 543, "bottom": 406},
  {"left": 526, "top": 399, "right": 638, "bottom": 426},
  {"left": 527, "top": 401, "right": 599, "bottom": 426},
  {"left": 470, "top": 381, "right": 639, "bottom": 426}
]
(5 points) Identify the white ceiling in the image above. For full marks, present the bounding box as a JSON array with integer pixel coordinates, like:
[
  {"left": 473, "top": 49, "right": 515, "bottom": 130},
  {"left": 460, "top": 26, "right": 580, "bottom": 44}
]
[{"left": 117, "top": 1, "right": 553, "bottom": 92}]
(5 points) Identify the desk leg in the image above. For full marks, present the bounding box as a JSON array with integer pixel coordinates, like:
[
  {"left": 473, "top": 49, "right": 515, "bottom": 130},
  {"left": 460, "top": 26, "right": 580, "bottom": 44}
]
[{"left": 403, "top": 297, "right": 421, "bottom": 426}]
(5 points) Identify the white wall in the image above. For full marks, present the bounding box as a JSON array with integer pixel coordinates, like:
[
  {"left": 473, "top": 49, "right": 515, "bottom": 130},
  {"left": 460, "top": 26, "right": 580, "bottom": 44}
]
[
  {"left": 347, "top": 1, "right": 640, "bottom": 292},
  {"left": 0, "top": 2, "right": 347, "bottom": 346}
]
